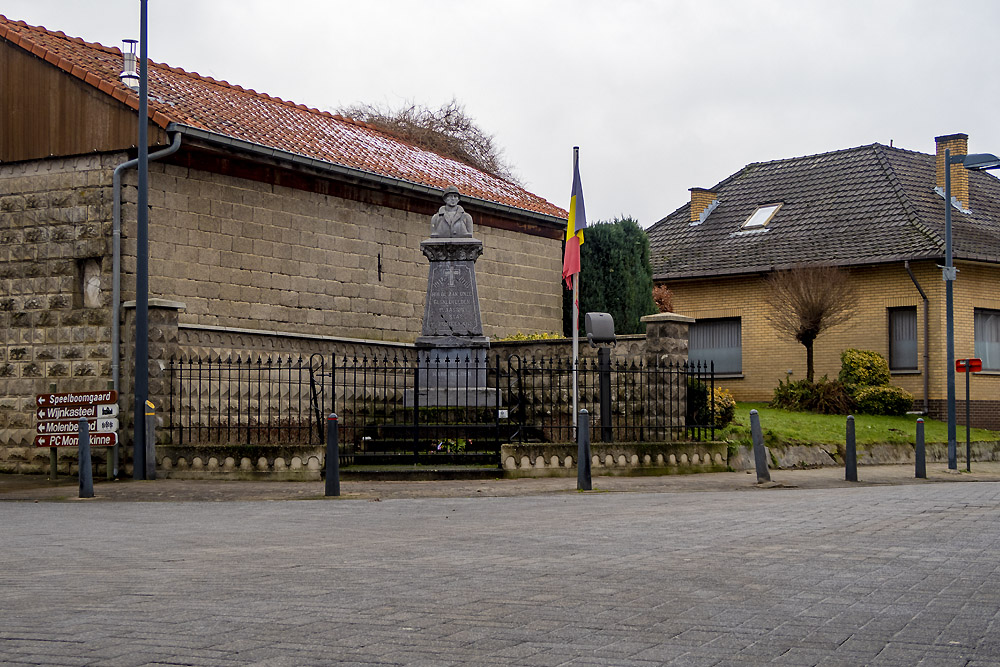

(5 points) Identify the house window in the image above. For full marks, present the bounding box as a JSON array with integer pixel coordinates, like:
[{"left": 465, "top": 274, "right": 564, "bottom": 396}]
[
  {"left": 888, "top": 307, "right": 918, "bottom": 371},
  {"left": 689, "top": 318, "right": 741, "bottom": 374},
  {"left": 974, "top": 308, "right": 1000, "bottom": 371},
  {"left": 741, "top": 203, "right": 782, "bottom": 229}
]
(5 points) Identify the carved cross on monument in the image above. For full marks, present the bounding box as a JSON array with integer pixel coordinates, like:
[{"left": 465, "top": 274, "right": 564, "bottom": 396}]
[{"left": 443, "top": 262, "right": 461, "bottom": 287}]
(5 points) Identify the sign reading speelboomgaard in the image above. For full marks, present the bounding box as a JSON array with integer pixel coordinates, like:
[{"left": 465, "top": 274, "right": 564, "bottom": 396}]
[
  {"left": 35, "top": 390, "right": 117, "bottom": 407},
  {"left": 34, "top": 390, "right": 120, "bottom": 447}
]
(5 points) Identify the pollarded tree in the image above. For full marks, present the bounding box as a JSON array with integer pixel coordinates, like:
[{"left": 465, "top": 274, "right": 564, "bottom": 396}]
[{"left": 764, "top": 264, "right": 856, "bottom": 382}]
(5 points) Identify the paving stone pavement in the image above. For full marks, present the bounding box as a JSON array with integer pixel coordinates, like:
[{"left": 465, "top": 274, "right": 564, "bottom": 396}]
[{"left": 4, "top": 468, "right": 1000, "bottom": 665}]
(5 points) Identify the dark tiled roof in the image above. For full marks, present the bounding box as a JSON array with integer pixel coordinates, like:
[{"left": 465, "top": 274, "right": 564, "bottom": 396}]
[
  {"left": 647, "top": 143, "right": 1000, "bottom": 280},
  {"left": 0, "top": 15, "right": 566, "bottom": 220}
]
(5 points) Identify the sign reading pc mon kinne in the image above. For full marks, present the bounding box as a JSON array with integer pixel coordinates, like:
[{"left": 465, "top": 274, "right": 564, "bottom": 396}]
[{"left": 34, "top": 432, "right": 119, "bottom": 448}]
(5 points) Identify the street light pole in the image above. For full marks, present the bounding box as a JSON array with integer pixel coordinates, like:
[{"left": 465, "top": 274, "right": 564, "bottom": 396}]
[
  {"left": 133, "top": 0, "right": 150, "bottom": 479},
  {"left": 943, "top": 150, "right": 1000, "bottom": 471},
  {"left": 944, "top": 149, "right": 957, "bottom": 470}
]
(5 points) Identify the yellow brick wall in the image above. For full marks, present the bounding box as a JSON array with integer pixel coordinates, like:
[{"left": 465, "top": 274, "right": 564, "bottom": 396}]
[{"left": 662, "top": 260, "right": 1000, "bottom": 404}]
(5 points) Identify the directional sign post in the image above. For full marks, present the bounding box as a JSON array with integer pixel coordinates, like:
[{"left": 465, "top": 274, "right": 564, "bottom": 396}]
[
  {"left": 35, "top": 390, "right": 121, "bottom": 480},
  {"left": 956, "top": 358, "right": 983, "bottom": 472}
]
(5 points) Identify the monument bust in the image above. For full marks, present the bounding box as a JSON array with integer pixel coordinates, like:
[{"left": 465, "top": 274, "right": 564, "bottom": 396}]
[{"left": 430, "top": 185, "right": 474, "bottom": 238}]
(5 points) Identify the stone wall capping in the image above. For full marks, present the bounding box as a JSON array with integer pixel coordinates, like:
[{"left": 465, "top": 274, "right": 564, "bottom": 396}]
[
  {"left": 123, "top": 299, "right": 186, "bottom": 310},
  {"left": 181, "top": 323, "right": 415, "bottom": 348},
  {"left": 640, "top": 312, "right": 696, "bottom": 324}
]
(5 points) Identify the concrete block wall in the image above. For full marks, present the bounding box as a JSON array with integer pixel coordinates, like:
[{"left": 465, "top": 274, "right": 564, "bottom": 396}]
[
  {"left": 121, "top": 161, "right": 564, "bottom": 344},
  {"left": 0, "top": 154, "right": 118, "bottom": 473}
]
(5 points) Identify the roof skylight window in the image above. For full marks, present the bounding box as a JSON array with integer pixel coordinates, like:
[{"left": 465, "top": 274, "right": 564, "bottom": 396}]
[{"left": 742, "top": 203, "right": 782, "bottom": 229}]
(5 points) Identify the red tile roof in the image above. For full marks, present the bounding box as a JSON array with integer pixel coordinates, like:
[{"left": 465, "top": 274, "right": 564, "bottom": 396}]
[{"left": 0, "top": 15, "right": 566, "bottom": 220}]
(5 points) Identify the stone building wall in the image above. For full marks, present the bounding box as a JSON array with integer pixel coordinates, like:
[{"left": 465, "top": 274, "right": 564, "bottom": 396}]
[
  {"left": 121, "top": 161, "right": 564, "bottom": 343},
  {"left": 0, "top": 150, "right": 566, "bottom": 473},
  {"left": 0, "top": 153, "right": 118, "bottom": 473}
]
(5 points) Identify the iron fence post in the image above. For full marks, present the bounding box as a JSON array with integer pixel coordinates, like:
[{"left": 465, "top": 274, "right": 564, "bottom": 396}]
[{"left": 598, "top": 347, "right": 612, "bottom": 442}]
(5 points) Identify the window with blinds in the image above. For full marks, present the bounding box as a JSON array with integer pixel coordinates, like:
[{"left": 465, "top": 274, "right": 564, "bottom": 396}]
[
  {"left": 689, "top": 318, "right": 741, "bottom": 374},
  {"left": 975, "top": 308, "right": 1000, "bottom": 371},
  {"left": 888, "top": 307, "right": 917, "bottom": 371}
]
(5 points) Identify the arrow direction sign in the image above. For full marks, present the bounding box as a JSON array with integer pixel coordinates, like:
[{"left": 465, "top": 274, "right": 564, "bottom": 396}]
[
  {"left": 34, "top": 432, "right": 118, "bottom": 448},
  {"left": 36, "top": 403, "right": 119, "bottom": 421},
  {"left": 35, "top": 390, "right": 117, "bottom": 407},
  {"left": 36, "top": 418, "right": 119, "bottom": 435}
]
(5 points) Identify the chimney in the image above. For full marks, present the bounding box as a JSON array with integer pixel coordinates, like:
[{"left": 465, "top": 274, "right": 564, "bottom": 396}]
[
  {"left": 120, "top": 39, "right": 139, "bottom": 92},
  {"left": 936, "top": 133, "right": 969, "bottom": 209},
  {"left": 689, "top": 188, "right": 718, "bottom": 224}
]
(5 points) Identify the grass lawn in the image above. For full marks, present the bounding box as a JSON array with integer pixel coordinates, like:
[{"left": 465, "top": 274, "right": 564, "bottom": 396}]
[{"left": 723, "top": 403, "right": 1000, "bottom": 446}]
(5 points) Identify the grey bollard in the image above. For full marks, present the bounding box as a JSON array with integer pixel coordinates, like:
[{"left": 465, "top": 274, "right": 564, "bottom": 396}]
[
  {"left": 78, "top": 417, "right": 94, "bottom": 499},
  {"left": 144, "top": 400, "right": 157, "bottom": 480},
  {"left": 750, "top": 409, "right": 770, "bottom": 483},
  {"left": 915, "top": 418, "right": 926, "bottom": 479},
  {"left": 845, "top": 415, "right": 857, "bottom": 482},
  {"left": 325, "top": 413, "right": 340, "bottom": 497},
  {"left": 577, "top": 409, "right": 592, "bottom": 491}
]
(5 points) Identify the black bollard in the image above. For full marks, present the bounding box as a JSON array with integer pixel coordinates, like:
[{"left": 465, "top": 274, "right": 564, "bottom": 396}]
[
  {"left": 577, "top": 409, "right": 592, "bottom": 491},
  {"left": 78, "top": 417, "right": 94, "bottom": 499},
  {"left": 325, "top": 413, "right": 340, "bottom": 497},
  {"left": 915, "top": 418, "right": 926, "bottom": 479},
  {"left": 750, "top": 409, "right": 770, "bottom": 483},
  {"left": 144, "top": 400, "right": 157, "bottom": 480},
  {"left": 845, "top": 415, "right": 857, "bottom": 482}
]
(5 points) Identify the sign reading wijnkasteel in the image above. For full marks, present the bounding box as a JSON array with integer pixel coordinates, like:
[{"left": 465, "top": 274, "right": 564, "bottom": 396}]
[
  {"left": 35, "top": 390, "right": 117, "bottom": 407},
  {"left": 36, "top": 418, "right": 119, "bottom": 435},
  {"left": 34, "top": 432, "right": 118, "bottom": 448},
  {"left": 36, "top": 403, "right": 119, "bottom": 421}
]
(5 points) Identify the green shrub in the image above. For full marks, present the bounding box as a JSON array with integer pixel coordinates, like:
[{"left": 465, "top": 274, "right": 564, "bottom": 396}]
[
  {"left": 770, "top": 376, "right": 854, "bottom": 415},
  {"left": 839, "top": 349, "right": 890, "bottom": 392},
  {"left": 711, "top": 387, "right": 737, "bottom": 428},
  {"left": 687, "top": 381, "right": 736, "bottom": 427},
  {"left": 495, "top": 331, "right": 563, "bottom": 341},
  {"left": 854, "top": 385, "right": 914, "bottom": 416}
]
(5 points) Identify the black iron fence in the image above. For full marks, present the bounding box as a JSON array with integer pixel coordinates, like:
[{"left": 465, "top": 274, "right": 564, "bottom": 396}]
[{"left": 167, "top": 353, "right": 715, "bottom": 464}]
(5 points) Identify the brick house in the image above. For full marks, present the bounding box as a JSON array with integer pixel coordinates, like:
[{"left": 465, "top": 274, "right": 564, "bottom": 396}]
[
  {"left": 648, "top": 133, "right": 1000, "bottom": 428},
  {"left": 0, "top": 16, "right": 567, "bottom": 472}
]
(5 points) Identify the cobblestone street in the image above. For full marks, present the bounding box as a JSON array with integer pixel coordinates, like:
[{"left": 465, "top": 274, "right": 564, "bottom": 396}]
[{"left": 3, "top": 470, "right": 1000, "bottom": 665}]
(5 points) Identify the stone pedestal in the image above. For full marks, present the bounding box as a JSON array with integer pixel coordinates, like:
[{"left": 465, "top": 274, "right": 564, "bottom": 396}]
[{"left": 409, "top": 237, "right": 497, "bottom": 407}]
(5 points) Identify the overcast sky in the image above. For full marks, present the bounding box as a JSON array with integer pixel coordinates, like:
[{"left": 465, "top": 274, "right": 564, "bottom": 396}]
[{"left": 5, "top": 1, "right": 1000, "bottom": 227}]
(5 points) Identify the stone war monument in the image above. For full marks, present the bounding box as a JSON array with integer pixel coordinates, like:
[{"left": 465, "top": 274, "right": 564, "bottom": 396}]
[{"left": 411, "top": 186, "right": 497, "bottom": 406}]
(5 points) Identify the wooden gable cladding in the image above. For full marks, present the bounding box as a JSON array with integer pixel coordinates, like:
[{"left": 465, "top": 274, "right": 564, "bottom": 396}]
[{"left": 0, "top": 39, "right": 168, "bottom": 162}]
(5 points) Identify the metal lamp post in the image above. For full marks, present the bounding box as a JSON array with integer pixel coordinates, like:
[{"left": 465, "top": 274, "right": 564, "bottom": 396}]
[
  {"left": 133, "top": 0, "right": 150, "bottom": 479},
  {"left": 944, "top": 150, "right": 1000, "bottom": 470}
]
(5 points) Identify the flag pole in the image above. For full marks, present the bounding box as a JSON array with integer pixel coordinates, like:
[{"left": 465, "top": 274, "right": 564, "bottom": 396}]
[
  {"left": 571, "top": 146, "right": 580, "bottom": 439},
  {"left": 572, "top": 270, "right": 579, "bottom": 438}
]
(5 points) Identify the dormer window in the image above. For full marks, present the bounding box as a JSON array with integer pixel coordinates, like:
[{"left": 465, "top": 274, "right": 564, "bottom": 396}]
[{"left": 742, "top": 203, "right": 782, "bottom": 229}]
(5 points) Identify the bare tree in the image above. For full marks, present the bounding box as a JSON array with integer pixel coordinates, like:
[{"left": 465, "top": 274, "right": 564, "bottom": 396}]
[
  {"left": 764, "top": 265, "right": 856, "bottom": 382},
  {"left": 336, "top": 98, "right": 520, "bottom": 184}
]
